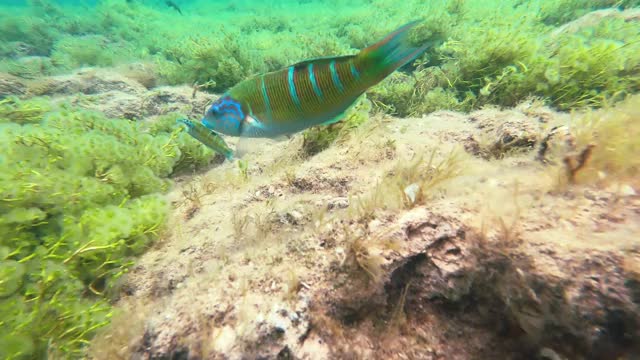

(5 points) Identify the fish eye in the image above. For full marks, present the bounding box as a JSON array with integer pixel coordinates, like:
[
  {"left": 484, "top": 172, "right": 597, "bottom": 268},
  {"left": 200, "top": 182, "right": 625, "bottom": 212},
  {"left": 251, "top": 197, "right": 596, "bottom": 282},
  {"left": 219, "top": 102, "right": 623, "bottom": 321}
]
[
  {"left": 204, "top": 105, "right": 216, "bottom": 117},
  {"left": 204, "top": 98, "right": 228, "bottom": 119}
]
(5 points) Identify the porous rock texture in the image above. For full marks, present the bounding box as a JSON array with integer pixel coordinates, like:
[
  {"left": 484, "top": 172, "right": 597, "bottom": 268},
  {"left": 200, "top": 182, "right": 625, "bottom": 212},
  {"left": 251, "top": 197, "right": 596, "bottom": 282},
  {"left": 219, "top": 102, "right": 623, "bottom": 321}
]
[
  {"left": 2, "top": 63, "right": 637, "bottom": 360},
  {"left": 87, "top": 98, "right": 638, "bottom": 360}
]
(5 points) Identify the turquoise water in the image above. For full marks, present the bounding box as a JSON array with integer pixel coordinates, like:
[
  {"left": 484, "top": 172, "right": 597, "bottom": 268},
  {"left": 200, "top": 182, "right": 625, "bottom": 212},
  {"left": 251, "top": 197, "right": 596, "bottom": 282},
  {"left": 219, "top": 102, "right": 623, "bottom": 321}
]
[
  {"left": 0, "top": 0, "right": 639, "bottom": 359},
  {"left": 1, "top": 0, "right": 638, "bottom": 105}
]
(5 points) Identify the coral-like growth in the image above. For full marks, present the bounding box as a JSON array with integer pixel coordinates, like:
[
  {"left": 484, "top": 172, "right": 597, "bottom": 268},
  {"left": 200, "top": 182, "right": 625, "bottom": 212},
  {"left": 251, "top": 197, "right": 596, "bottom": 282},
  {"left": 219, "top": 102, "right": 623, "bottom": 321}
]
[{"left": 0, "top": 98, "right": 215, "bottom": 359}]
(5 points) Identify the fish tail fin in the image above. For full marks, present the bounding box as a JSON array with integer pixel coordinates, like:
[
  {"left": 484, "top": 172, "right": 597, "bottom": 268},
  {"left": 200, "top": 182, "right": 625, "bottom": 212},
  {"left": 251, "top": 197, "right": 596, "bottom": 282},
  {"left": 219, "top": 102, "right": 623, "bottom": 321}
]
[{"left": 356, "top": 20, "right": 430, "bottom": 83}]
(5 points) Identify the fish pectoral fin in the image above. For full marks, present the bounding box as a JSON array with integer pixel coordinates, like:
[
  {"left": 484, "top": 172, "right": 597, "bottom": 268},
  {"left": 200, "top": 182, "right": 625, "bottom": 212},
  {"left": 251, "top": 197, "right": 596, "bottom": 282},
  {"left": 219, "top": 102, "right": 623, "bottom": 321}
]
[{"left": 238, "top": 114, "right": 267, "bottom": 137}]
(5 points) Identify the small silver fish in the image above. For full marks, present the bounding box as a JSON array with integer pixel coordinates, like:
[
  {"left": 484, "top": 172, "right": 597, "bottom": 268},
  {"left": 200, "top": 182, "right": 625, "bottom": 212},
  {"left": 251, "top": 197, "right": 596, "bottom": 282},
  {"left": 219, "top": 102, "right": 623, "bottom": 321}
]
[{"left": 177, "top": 118, "right": 233, "bottom": 160}]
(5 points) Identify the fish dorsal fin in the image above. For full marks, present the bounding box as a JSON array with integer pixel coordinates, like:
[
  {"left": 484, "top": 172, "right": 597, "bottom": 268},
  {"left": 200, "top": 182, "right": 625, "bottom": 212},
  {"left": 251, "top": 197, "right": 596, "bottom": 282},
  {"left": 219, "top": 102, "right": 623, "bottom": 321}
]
[{"left": 289, "top": 54, "right": 357, "bottom": 70}]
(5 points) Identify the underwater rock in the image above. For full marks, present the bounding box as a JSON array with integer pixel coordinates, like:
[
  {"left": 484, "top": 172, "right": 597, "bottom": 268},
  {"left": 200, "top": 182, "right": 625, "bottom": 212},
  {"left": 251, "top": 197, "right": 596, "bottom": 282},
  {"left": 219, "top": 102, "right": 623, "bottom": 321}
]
[
  {"left": 0, "top": 72, "right": 26, "bottom": 98},
  {"left": 23, "top": 69, "right": 215, "bottom": 120},
  {"left": 61, "top": 90, "right": 145, "bottom": 120},
  {"left": 559, "top": 253, "right": 639, "bottom": 357},
  {"left": 466, "top": 108, "right": 540, "bottom": 158},
  {"left": 491, "top": 120, "right": 538, "bottom": 154},
  {"left": 99, "top": 101, "right": 638, "bottom": 359},
  {"left": 99, "top": 91, "right": 144, "bottom": 120},
  {"left": 462, "top": 135, "right": 483, "bottom": 157},
  {"left": 244, "top": 300, "right": 312, "bottom": 359},
  {"left": 325, "top": 208, "right": 476, "bottom": 321},
  {"left": 313, "top": 202, "right": 640, "bottom": 358},
  {"left": 75, "top": 69, "right": 148, "bottom": 94},
  {"left": 515, "top": 99, "right": 559, "bottom": 124},
  {"left": 394, "top": 209, "right": 474, "bottom": 302},
  {"left": 141, "top": 86, "right": 214, "bottom": 120},
  {"left": 327, "top": 197, "right": 349, "bottom": 211},
  {"left": 477, "top": 247, "right": 640, "bottom": 359},
  {"left": 28, "top": 68, "right": 146, "bottom": 96},
  {"left": 281, "top": 209, "right": 305, "bottom": 226},
  {"left": 551, "top": 8, "right": 640, "bottom": 38}
]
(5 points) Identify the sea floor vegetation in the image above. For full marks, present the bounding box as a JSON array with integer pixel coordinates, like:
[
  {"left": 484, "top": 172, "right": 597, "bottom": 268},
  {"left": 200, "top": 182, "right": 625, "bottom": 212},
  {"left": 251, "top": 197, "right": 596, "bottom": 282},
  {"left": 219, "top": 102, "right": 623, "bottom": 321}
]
[
  {"left": 1, "top": 0, "right": 638, "bottom": 111},
  {"left": 0, "top": 0, "right": 639, "bottom": 358},
  {"left": 0, "top": 97, "right": 216, "bottom": 358}
]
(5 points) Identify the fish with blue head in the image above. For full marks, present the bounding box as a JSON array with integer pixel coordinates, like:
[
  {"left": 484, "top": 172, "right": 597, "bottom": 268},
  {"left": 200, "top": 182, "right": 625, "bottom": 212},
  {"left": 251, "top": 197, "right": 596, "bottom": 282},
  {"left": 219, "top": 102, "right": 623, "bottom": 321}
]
[{"left": 190, "top": 20, "right": 434, "bottom": 157}]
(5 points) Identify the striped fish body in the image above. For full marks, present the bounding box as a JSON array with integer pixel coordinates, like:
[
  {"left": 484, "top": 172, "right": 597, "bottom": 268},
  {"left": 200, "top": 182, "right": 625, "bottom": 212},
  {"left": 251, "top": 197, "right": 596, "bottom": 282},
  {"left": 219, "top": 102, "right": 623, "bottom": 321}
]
[
  {"left": 177, "top": 118, "right": 234, "bottom": 160},
  {"left": 201, "top": 20, "right": 431, "bottom": 139}
]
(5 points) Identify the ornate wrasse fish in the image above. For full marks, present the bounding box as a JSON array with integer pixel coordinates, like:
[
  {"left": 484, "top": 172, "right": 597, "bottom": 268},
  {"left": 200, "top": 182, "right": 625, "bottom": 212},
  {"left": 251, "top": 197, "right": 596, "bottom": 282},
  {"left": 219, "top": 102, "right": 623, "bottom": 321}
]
[
  {"left": 177, "top": 118, "right": 234, "bottom": 160},
  {"left": 201, "top": 20, "right": 432, "bottom": 139}
]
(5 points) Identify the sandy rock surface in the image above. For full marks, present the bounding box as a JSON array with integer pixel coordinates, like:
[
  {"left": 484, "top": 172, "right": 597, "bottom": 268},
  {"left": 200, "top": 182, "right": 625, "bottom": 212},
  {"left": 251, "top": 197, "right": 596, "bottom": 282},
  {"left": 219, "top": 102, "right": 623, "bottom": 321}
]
[
  {"left": 141, "top": 86, "right": 213, "bottom": 120},
  {"left": 0, "top": 68, "right": 215, "bottom": 120},
  {"left": 30, "top": 68, "right": 148, "bottom": 96},
  {"left": 0, "top": 72, "right": 26, "bottom": 99},
  {"left": 2, "top": 65, "right": 637, "bottom": 359},
  {"left": 85, "top": 101, "right": 640, "bottom": 360}
]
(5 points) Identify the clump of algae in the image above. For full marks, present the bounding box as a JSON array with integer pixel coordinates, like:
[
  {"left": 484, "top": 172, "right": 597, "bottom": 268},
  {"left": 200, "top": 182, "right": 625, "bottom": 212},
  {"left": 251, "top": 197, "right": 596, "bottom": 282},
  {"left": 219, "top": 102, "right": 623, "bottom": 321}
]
[
  {"left": 0, "top": 97, "right": 215, "bottom": 359},
  {"left": 157, "top": 33, "right": 254, "bottom": 93},
  {"left": 301, "top": 95, "right": 372, "bottom": 157},
  {"left": 370, "top": 1, "right": 640, "bottom": 116}
]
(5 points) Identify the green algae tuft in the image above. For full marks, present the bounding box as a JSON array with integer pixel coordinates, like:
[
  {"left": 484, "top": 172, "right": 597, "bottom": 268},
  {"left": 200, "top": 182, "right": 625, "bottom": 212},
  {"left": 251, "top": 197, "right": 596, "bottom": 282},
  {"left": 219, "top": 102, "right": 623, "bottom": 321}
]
[{"left": 0, "top": 98, "right": 215, "bottom": 359}]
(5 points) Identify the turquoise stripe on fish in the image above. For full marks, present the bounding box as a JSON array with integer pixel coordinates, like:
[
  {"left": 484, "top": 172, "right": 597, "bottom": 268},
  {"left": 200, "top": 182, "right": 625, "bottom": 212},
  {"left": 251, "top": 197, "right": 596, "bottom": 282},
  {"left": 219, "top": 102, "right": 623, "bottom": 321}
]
[
  {"left": 308, "top": 63, "right": 323, "bottom": 100},
  {"left": 350, "top": 62, "right": 360, "bottom": 80},
  {"left": 203, "top": 20, "right": 434, "bottom": 147},
  {"left": 288, "top": 66, "right": 302, "bottom": 111},
  {"left": 329, "top": 60, "right": 344, "bottom": 93},
  {"left": 260, "top": 75, "right": 273, "bottom": 121}
]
